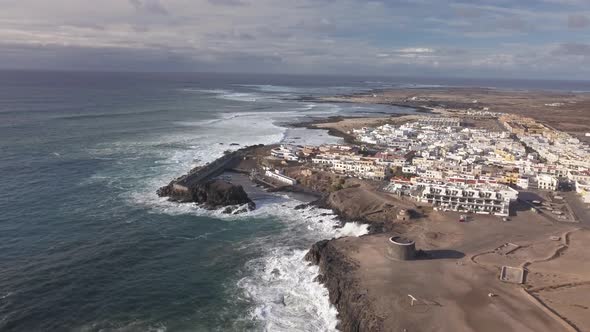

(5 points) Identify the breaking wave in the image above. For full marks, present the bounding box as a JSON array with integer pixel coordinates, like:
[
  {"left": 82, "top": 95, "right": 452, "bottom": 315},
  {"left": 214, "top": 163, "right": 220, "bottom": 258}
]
[
  {"left": 236, "top": 203, "right": 368, "bottom": 331},
  {"left": 182, "top": 88, "right": 277, "bottom": 103}
]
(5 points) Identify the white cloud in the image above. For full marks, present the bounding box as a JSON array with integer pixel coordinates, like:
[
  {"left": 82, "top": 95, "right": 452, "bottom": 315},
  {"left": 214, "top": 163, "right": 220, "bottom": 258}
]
[
  {"left": 397, "top": 47, "right": 434, "bottom": 54},
  {"left": 0, "top": 0, "right": 589, "bottom": 78}
]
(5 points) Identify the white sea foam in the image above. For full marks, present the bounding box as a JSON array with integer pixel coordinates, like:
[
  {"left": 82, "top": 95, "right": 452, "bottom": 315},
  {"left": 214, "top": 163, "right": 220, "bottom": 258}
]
[
  {"left": 130, "top": 191, "right": 368, "bottom": 331},
  {"left": 235, "top": 203, "right": 368, "bottom": 332},
  {"left": 335, "top": 221, "right": 370, "bottom": 238},
  {"left": 183, "top": 88, "right": 277, "bottom": 103},
  {"left": 239, "top": 249, "right": 339, "bottom": 332},
  {"left": 237, "top": 84, "right": 371, "bottom": 96},
  {"left": 234, "top": 84, "right": 306, "bottom": 94}
]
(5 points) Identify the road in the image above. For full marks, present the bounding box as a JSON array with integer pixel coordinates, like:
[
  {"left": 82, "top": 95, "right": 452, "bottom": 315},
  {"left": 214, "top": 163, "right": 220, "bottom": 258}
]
[{"left": 563, "top": 191, "right": 590, "bottom": 228}]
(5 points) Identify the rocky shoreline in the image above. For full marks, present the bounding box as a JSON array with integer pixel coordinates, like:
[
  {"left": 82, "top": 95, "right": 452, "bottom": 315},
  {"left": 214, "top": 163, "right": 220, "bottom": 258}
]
[
  {"left": 289, "top": 116, "right": 359, "bottom": 144},
  {"left": 297, "top": 94, "right": 434, "bottom": 114},
  {"left": 304, "top": 240, "right": 384, "bottom": 332},
  {"left": 157, "top": 178, "right": 255, "bottom": 213}
]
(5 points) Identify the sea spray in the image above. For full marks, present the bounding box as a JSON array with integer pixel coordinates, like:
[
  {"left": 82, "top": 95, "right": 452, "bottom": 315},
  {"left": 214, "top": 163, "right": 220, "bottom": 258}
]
[
  {"left": 235, "top": 204, "right": 368, "bottom": 331},
  {"left": 134, "top": 189, "right": 369, "bottom": 331}
]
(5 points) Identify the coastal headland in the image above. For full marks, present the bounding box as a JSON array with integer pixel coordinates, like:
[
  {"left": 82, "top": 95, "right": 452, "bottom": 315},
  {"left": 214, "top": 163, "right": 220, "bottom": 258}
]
[
  {"left": 308, "top": 87, "right": 590, "bottom": 144},
  {"left": 159, "top": 87, "right": 590, "bottom": 331}
]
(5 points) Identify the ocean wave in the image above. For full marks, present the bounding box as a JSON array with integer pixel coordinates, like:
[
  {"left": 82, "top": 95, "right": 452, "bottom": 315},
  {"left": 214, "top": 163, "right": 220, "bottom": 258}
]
[
  {"left": 236, "top": 84, "right": 371, "bottom": 96},
  {"left": 127, "top": 183, "right": 367, "bottom": 331},
  {"left": 56, "top": 108, "right": 170, "bottom": 121},
  {"left": 73, "top": 320, "right": 167, "bottom": 332},
  {"left": 182, "top": 88, "right": 277, "bottom": 103},
  {"left": 238, "top": 249, "right": 338, "bottom": 332},
  {"left": 235, "top": 203, "right": 367, "bottom": 332},
  {"left": 233, "top": 84, "right": 304, "bottom": 94}
]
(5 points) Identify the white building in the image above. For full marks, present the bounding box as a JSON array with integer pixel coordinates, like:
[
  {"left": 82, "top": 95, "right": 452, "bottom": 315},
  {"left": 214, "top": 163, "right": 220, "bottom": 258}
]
[
  {"left": 516, "top": 177, "right": 530, "bottom": 190},
  {"left": 537, "top": 174, "right": 558, "bottom": 191},
  {"left": 402, "top": 165, "right": 417, "bottom": 174},
  {"left": 575, "top": 181, "right": 590, "bottom": 204},
  {"left": 312, "top": 153, "right": 388, "bottom": 180},
  {"left": 265, "top": 169, "right": 297, "bottom": 185},
  {"left": 415, "top": 183, "right": 518, "bottom": 216},
  {"left": 270, "top": 145, "right": 299, "bottom": 161},
  {"left": 568, "top": 170, "right": 590, "bottom": 183}
]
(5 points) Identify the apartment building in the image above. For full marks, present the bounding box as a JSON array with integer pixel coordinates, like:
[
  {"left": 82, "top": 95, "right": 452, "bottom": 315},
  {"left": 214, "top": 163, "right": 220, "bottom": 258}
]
[
  {"left": 537, "top": 174, "right": 558, "bottom": 191},
  {"left": 415, "top": 183, "right": 518, "bottom": 216}
]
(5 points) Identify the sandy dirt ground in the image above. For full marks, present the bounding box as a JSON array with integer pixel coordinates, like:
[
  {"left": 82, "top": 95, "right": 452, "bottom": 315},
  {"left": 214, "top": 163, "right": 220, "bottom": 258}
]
[
  {"left": 311, "top": 114, "right": 421, "bottom": 135},
  {"left": 326, "top": 208, "right": 583, "bottom": 331},
  {"left": 525, "top": 230, "right": 590, "bottom": 331},
  {"left": 473, "top": 228, "right": 590, "bottom": 331}
]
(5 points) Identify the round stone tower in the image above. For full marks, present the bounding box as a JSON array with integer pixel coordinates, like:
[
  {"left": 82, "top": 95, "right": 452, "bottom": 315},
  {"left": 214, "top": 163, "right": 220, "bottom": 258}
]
[{"left": 387, "top": 236, "right": 416, "bottom": 261}]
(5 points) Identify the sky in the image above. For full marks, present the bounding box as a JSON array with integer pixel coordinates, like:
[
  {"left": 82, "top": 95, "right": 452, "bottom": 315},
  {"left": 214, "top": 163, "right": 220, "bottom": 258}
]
[{"left": 1, "top": 0, "right": 590, "bottom": 79}]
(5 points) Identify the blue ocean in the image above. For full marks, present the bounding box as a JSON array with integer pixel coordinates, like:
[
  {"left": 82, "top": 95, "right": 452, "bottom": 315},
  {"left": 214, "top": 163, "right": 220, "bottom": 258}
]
[{"left": 1, "top": 71, "right": 589, "bottom": 332}]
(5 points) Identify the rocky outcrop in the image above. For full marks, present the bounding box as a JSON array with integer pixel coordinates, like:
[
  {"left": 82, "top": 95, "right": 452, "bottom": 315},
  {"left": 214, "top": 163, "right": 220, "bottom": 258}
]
[
  {"left": 310, "top": 191, "right": 394, "bottom": 234},
  {"left": 305, "top": 240, "right": 384, "bottom": 332},
  {"left": 156, "top": 144, "right": 265, "bottom": 212},
  {"left": 157, "top": 179, "right": 255, "bottom": 212}
]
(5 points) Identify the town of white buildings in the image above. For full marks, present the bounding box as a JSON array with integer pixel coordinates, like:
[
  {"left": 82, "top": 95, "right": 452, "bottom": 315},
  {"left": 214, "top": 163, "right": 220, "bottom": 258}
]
[{"left": 266, "top": 112, "right": 590, "bottom": 217}]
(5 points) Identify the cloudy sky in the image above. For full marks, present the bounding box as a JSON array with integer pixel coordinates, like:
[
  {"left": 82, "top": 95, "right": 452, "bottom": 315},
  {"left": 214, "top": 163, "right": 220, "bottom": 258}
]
[{"left": 1, "top": 0, "right": 589, "bottom": 78}]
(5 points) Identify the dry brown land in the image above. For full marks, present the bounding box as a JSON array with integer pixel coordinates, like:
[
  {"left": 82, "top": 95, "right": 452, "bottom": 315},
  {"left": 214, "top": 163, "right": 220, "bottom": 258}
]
[
  {"left": 525, "top": 230, "right": 590, "bottom": 331},
  {"left": 310, "top": 114, "right": 421, "bottom": 135},
  {"left": 318, "top": 88, "right": 590, "bottom": 143},
  {"left": 319, "top": 210, "right": 586, "bottom": 331}
]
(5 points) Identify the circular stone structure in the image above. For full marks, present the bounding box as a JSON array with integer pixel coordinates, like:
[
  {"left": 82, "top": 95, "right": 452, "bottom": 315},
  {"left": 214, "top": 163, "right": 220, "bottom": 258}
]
[{"left": 387, "top": 236, "right": 416, "bottom": 261}]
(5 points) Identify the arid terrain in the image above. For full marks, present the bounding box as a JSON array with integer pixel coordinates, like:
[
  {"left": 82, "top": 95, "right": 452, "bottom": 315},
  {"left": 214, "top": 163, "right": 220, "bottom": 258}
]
[
  {"left": 316, "top": 88, "right": 590, "bottom": 143},
  {"left": 308, "top": 205, "right": 588, "bottom": 331}
]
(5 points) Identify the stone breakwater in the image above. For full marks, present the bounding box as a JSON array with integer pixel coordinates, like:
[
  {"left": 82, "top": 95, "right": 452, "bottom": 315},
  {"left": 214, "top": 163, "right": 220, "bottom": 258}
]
[
  {"left": 157, "top": 179, "right": 255, "bottom": 212},
  {"left": 157, "top": 145, "right": 263, "bottom": 212}
]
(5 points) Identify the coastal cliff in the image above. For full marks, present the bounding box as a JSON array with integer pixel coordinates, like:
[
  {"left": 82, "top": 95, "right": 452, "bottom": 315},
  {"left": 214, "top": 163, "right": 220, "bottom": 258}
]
[
  {"left": 312, "top": 186, "right": 412, "bottom": 234},
  {"left": 305, "top": 240, "right": 384, "bottom": 332}
]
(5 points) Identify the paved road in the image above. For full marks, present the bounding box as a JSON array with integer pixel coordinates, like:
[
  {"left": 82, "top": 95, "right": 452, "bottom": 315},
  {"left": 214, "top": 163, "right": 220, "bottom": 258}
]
[
  {"left": 518, "top": 190, "right": 585, "bottom": 226},
  {"left": 563, "top": 191, "right": 590, "bottom": 228}
]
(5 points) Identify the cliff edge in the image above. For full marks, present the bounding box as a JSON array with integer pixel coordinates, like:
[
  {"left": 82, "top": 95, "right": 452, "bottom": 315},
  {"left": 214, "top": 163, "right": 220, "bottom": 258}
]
[{"left": 305, "top": 239, "right": 384, "bottom": 332}]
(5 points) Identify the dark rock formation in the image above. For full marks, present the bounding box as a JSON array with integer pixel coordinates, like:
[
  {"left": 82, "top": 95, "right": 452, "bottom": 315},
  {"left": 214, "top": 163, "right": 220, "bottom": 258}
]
[
  {"left": 157, "top": 179, "right": 255, "bottom": 211},
  {"left": 294, "top": 203, "right": 308, "bottom": 210},
  {"left": 156, "top": 144, "right": 265, "bottom": 212},
  {"left": 305, "top": 240, "right": 384, "bottom": 332},
  {"left": 310, "top": 195, "right": 390, "bottom": 234}
]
